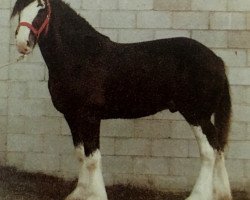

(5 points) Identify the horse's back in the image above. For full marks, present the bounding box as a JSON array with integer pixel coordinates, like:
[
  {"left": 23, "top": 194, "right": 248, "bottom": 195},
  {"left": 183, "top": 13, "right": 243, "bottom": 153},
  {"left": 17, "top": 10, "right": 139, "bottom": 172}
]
[{"left": 101, "top": 37, "right": 226, "bottom": 120}]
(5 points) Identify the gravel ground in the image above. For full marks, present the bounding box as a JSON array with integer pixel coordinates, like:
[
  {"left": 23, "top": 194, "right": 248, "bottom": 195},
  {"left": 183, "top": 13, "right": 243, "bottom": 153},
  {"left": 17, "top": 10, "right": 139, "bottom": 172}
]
[{"left": 0, "top": 166, "right": 248, "bottom": 200}]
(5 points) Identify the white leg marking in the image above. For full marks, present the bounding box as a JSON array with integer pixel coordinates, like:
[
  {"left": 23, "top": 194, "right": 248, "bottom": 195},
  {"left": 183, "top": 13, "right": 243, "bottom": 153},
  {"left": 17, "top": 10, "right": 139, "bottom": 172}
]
[
  {"left": 213, "top": 152, "right": 232, "bottom": 200},
  {"left": 65, "top": 145, "right": 107, "bottom": 200},
  {"left": 186, "top": 126, "right": 215, "bottom": 200}
]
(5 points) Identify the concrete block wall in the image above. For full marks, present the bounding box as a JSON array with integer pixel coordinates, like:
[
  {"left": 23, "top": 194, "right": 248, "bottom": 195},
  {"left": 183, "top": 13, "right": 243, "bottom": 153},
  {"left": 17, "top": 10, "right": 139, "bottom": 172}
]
[{"left": 0, "top": 0, "right": 249, "bottom": 192}]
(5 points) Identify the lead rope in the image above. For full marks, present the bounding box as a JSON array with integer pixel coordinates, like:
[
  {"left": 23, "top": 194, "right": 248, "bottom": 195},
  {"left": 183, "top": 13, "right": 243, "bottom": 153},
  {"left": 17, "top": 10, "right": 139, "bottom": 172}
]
[{"left": 0, "top": 54, "right": 26, "bottom": 70}]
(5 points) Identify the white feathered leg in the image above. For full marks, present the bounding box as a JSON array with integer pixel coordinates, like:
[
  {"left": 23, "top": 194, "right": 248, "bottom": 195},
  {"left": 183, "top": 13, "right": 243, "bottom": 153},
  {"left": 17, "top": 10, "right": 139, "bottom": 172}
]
[
  {"left": 186, "top": 126, "right": 216, "bottom": 200},
  {"left": 65, "top": 145, "right": 107, "bottom": 200}
]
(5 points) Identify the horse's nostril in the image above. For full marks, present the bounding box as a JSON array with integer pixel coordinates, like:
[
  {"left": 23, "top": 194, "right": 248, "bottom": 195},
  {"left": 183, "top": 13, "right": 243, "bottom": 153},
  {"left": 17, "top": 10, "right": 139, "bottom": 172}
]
[{"left": 27, "top": 41, "right": 30, "bottom": 46}]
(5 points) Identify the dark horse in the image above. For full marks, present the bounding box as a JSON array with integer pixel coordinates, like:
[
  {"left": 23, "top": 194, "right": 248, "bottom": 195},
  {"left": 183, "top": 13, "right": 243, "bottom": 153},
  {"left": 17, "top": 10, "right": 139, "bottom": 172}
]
[{"left": 12, "top": 0, "right": 232, "bottom": 199}]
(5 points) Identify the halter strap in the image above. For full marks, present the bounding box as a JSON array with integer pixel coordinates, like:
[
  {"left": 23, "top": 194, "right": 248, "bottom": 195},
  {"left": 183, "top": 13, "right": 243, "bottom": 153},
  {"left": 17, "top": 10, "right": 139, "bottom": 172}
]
[{"left": 18, "top": 0, "right": 51, "bottom": 39}]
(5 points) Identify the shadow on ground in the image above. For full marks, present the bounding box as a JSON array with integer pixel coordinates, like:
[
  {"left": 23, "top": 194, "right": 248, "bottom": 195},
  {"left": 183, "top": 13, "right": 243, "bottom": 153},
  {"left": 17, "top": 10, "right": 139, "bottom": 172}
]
[{"left": 0, "top": 166, "right": 248, "bottom": 200}]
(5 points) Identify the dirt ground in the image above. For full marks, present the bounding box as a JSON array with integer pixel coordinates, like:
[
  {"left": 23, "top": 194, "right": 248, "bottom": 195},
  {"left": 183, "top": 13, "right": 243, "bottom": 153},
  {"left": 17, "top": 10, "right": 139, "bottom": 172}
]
[{"left": 0, "top": 166, "right": 248, "bottom": 200}]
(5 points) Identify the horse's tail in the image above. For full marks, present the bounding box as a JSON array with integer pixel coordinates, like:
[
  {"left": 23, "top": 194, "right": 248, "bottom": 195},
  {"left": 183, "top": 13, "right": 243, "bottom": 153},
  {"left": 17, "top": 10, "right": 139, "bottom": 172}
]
[{"left": 214, "top": 77, "right": 232, "bottom": 151}]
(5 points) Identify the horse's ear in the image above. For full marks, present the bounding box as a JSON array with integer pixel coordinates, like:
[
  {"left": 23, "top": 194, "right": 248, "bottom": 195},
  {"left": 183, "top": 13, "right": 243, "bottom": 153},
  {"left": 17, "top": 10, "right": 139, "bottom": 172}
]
[{"left": 83, "top": 35, "right": 103, "bottom": 55}]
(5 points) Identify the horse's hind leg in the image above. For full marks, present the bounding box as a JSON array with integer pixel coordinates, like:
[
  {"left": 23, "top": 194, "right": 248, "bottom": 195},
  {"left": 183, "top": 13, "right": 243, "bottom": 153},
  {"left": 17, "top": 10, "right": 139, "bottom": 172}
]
[
  {"left": 64, "top": 112, "right": 107, "bottom": 200},
  {"left": 213, "top": 152, "right": 232, "bottom": 200},
  {"left": 186, "top": 120, "right": 217, "bottom": 200}
]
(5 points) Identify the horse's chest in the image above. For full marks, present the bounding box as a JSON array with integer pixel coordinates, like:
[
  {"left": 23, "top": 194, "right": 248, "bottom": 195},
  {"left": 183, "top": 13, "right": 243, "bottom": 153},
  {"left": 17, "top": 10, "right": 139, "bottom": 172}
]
[{"left": 48, "top": 79, "right": 81, "bottom": 113}]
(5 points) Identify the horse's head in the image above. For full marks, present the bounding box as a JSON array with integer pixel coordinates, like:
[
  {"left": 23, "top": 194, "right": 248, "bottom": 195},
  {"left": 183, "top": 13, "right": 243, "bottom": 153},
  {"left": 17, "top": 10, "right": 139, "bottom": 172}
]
[{"left": 11, "top": 0, "right": 51, "bottom": 55}]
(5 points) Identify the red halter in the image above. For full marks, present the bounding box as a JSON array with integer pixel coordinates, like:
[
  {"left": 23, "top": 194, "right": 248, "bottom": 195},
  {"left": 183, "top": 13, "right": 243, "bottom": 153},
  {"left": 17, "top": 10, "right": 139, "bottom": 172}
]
[{"left": 17, "top": 0, "right": 51, "bottom": 39}]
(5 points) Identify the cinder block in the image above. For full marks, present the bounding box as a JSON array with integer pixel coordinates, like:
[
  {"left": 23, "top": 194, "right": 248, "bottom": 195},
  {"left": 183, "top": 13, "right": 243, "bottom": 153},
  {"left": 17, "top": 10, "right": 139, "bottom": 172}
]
[
  {"left": 25, "top": 116, "right": 61, "bottom": 135},
  {"left": 96, "top": 28, "right": 118, "bottom": 42},
  {"left": 171, "top": 120, "right": 194, "bottom": 139},
  {"left": 173, "top": 12, "right": 209, "bottom": 29},
  {"left": 228, "top": 0, "right": 250, "bottom": 11},
  {"left": 24, "top": 153, "right": 60, "bottom": 172},
  {"left": 0, "top": 152, "right": 6, "bottom": 165},
  {"left": 0, "top": 116, "right": 7, "bottom": 134},
  {"left": 103, "top": 173, "right": 114, "bottom": 186},
  {"left": 169, "top": 158, "right": 200, "bottom": 176},
  {"left": 0, "top": 27, "right": 10, "bottom": 44},
  {"left": 154, "top": 0, "right": 191, "bottom": 11},
  {"left": 225, "top": 159, "right": 245, "bottom": 180},
  {"left": 115, "top": 138, "right": 151, "bottom": 156},
  {"left": 61, "top": 118, "right": 71, "bottom": 136},
  {"left": 188, "top": 139, "right": 199, "bottom": 158},
  {"left": 43, "top": 134, "right": 74, "bottom": 154},
  {"left": 246, "top": 160, "right": 250, "bottom": 178},
  {"left": 118, "top": 29, "right": 154, "bottom": 43},
  {"left": 0, "top": 9, "right": 10, "bottom": 26},
  {"left": 0, "top": 82, "right": 7, "bottom": 98},
  {"left": 0, "top": 98, "right": 7, "bottom": 115},
  {"left": 191, "top": 0, "right": 227, "bottom": 11},
  {"left": 231, "top": 105, "right": 250, "bottom": 122},
  {"left": 80, "top": 11, "right": 100, "bottom": 27},
  {"left": 192, "top": 30, "right": 227, "bottom": 48},
  {"left": 24, "top": 99, "right": 46, "bottom": 117},
  {"left": 9, "top": 63, "right": 45, "bottom": 81},
  {"left": 137, "top": 11, "right": 171, "bottom": 29},
  {"left": 210, "top": 12, "right": 246, "bottom": 30},
  {"left": 102, "top": 156, "right": 134, "bottom": 173},
  {"left": 119, "top": 0, "right": 153, "bottom": 10},
  {"left": 152, "top": 139, "right": 189, "bottom": 157},
  {"left": 8, "top": 116, "right": 25, "bottom": 134},
  {"left": 229, "top": 122, "right": 247, "bottom": 141},
  {"left": 230, "top": 86, "right": 245, "bottom": 105},
  {"left": 213, "top": 49, "right": 247, "bottom": 67},
  {"left": 153, "top": 110, "right": 185, "bottom": 120},
  {"left": 228, "top": 68, "right": 250, "bottom": 86},
  {"left": 0, "top": 0, "right": 10, "bottom": 8},
  {"left": 227, "top": 141, "right": 250, "bottom": 159},
  {"left": 9, "top": 81, "right": 28, "bottom": 98},
  {"left": 27, "top": 81, "right": 50, "bottom": 98},
  {"left": 155, "top": 30, "right": 190, "bottom": 39},
  {"left": 228, "top": 31, "right": 250, "bottom": 49},
  {"left": 101, "top": 11, "right": 136, "bottom": 28},
  {"left": 6, "top": 152, "right": 24, "bottom": 168},
  {"left": 64, "top": 0, "right": 82, "bottom": 10},
  {"left": 7, "top": 134, "right": 44, "bottom": 152},
  {"left": 134, "top": 157, "right": 169, "bottom": 175},
  {"left": 0, "top": 134, "right": 6, "bottom": 151},
  {"left": 60, "top": 153, "right": 79, "bottom": 171},
  {"left": 101, "top": 119, "right": 134, "bottom": 137},
  {"left": 82, "top": 0, "right": 118, "bottom": 10},
  {"left": 245, "top": 87, "right": 250, "bottom": 105},
  {"left": 44, "top": 99, "right": 62, "bottom": 117},
  {"left": 25, "top": 48, "right": 44, "bottom": 63},
  {"left": 134, "top": 119, "right": 171, "bottom": 139},
  {"left": 8, "top": 98, "right": 25, "bottom": 116},
  {"left": 100, "top": 137, "right": 115, "bottom": 155},
  {"left": 0, "top": 43, "right": 10, "bottom": 69}
]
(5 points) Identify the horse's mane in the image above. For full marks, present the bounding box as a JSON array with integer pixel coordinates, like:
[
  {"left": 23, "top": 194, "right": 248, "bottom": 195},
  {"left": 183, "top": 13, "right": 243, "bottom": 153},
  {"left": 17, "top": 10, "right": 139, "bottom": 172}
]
[{"left": 11, "top": 0, "right": 36, "bottom": 18}]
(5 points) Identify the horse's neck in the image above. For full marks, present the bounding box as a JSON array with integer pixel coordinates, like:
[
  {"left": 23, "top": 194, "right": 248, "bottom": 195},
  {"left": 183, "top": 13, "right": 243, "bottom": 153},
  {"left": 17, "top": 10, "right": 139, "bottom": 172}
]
[{"left": 38, "top": 1, "right": 102, "bottom": 73}]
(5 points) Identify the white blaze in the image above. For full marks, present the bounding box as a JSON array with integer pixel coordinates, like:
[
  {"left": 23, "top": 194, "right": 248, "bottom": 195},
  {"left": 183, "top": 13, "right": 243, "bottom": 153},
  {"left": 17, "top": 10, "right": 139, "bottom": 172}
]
[{"left": 16, "top": 0, "right": 45, "bottom": 53}]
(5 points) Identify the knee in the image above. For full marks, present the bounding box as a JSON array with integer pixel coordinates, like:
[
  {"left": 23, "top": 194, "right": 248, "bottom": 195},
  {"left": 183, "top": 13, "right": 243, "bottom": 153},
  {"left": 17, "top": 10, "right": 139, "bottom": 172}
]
[{"left": 85, "top": 150, "right": 101, "bottom": 171}]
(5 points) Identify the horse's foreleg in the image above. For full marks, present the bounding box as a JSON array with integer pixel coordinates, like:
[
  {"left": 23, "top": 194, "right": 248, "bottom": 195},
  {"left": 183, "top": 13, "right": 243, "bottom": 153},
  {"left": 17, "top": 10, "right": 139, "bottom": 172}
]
[{"left": 64, "top": 114, "right": 107, "bottom": 200}]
